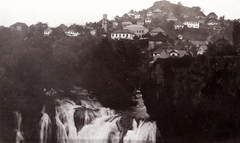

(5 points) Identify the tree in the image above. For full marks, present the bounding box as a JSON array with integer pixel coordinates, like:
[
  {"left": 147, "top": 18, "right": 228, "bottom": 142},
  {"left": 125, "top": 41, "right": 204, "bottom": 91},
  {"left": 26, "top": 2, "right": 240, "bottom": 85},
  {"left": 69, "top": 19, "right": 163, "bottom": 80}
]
[{"left": 232, "top": 21, "right": 240, "bottom": 47}]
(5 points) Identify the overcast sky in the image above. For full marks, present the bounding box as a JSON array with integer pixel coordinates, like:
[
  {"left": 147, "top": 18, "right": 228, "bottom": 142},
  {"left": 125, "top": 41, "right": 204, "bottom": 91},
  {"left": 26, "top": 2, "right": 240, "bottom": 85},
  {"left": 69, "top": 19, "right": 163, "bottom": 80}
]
[{"left": 0, "top": 0, "right": 239, "bottom": 27}]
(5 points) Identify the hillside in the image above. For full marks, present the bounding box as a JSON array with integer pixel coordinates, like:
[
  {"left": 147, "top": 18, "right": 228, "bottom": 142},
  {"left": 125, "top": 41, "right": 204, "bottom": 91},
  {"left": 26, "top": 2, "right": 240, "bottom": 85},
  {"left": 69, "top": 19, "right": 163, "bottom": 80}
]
[
  {"left": 148, "top": 0, "right": 200, "bottom": 17},
  {"left": 118, "top": 0, "right": 233, "bottom": 42}
]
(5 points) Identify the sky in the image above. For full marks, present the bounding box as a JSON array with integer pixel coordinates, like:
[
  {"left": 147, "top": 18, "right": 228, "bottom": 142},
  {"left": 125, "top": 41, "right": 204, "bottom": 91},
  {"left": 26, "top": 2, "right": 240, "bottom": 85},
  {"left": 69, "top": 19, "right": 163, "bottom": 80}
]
[{"left": 0, "top": 0, "right": 239, "bottom": 27}]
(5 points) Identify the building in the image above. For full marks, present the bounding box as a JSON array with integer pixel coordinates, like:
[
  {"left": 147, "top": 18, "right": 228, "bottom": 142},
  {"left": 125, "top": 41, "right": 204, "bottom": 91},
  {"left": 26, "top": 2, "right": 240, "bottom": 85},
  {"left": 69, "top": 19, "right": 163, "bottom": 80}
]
[
  {"left": 134, "top": 12, "right": 141, "bottom": 19},
  {"left": 65, "top": 27, "right": 80, "bottom": 37},
  {"left": 198, "top": 18, "right": 206, "bottom": 24},
  {"left": 207, "top": 12, "right": 218, "bottom": 19},
  {"left": 152, "top": 47, "right": 190, "bottom": 59},
  {"left": 44, "top": 27, "right": 52, "bottom": 36},
  {"left": 174, "top": 39, "right": 186, "bottom": 50},
  {"left": 127, "top": 10, "right": 135, "bottom": 17},
  {"left": 137, "top": 20, "right": 144, "bottom": 25},
  {"left": 174, "top": 21, "right": 184, "bottom": 29},
  {"left": 122, "top": 21, "right": 133, "bottom": 27},
  {"left": 111, "top": 29, "right": 135, "bottom": 40},
  {"left": 112, "top": 21, "right": 119, "bottom": 28},
  {"left": 207, "top": 19, "right": 220, "bottom": 26},
  {"left": 214, "top": 38, "right": 230, "bottom": 48},
  {"left": 196, "top": 12, "right": 206, "bottom": 19},
  {"left": 166, "top": 14, "right": 177, "bottom": 22},
  {"left": 149, "top": 27, "right": 166, "bottom": 36},
  {"left": 148, "top": 32, "right": 169, "bottom": 50},
  {"left": 153, "top": 8, "right": 163, "bottom": 18},
  {"left": 123, "top": 24, "right": 149, "bottom": 38},
  {"left": 114, "top": 15, "right": 121, "bottom": 21},
  {"left": 152, "top": 43, "right": 170, "bottom": 57},
  {"left": 183, "top": 15, "right": 200, "bottom": 29},
  {"left": 147, "top": 11, "right": 153, "bottom": 17},
  {"left": 145, "top": 17, "right": 152, "bottom": 24},
  {"left": 102, "top": 14, "right": 108, "bottom": 33}
]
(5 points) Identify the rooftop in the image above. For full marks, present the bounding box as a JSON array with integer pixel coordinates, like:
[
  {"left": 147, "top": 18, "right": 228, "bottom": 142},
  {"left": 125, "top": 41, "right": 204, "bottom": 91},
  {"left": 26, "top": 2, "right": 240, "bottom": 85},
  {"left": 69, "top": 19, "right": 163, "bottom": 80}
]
[
  {"left": 149, "top": 32, "right": 169, "bottom": 42},
  {"left": 112, "top": 29, "right": 134, "bottom": 34}
]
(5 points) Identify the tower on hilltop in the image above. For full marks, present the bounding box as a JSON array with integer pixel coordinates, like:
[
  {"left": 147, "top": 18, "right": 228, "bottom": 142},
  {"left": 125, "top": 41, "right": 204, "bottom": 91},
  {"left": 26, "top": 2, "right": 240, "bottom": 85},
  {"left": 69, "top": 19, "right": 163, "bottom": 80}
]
[{"left": 102, "top": 14, "right": 108, "bottom": 33}]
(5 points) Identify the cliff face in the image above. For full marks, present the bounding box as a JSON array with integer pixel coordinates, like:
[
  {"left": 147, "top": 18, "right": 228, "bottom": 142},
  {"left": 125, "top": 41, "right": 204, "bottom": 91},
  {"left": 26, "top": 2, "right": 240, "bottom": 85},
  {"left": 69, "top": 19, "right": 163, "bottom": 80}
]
[{"left": 142, "top": 56, "right": 240, "bottom": 142}]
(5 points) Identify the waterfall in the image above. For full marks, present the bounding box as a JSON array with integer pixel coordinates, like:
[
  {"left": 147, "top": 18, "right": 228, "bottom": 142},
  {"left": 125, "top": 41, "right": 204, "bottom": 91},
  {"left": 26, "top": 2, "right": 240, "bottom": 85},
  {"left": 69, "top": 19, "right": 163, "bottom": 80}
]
[
  {"left": 39, "top": 106, "right": 52, "bottom": 143},
  {"left": 13, "top": 111, "right": 24, "bottom": 143},
  {"left": 123, "top": 119, "right": 157, "bottom": 143},
  {"left": 55, "top": 98, "right": 80, "bottom": 143},
  {"left": 38, "top": 97, "right": 157, "bottom": 143}
]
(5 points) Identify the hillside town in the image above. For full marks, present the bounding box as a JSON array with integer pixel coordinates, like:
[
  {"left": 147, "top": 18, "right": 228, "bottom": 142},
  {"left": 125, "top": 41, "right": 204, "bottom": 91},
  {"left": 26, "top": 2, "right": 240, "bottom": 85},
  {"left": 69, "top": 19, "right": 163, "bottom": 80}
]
[{"left": 4, "top": 0, "right": 240, "bottom": 64}]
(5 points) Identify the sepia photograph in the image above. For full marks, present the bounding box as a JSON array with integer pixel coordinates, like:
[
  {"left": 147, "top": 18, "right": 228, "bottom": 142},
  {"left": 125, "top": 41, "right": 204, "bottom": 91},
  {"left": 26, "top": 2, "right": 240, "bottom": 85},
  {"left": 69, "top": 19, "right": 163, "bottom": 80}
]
[{"left": 0, "top": 0, "right": 240, "bottom": 142}]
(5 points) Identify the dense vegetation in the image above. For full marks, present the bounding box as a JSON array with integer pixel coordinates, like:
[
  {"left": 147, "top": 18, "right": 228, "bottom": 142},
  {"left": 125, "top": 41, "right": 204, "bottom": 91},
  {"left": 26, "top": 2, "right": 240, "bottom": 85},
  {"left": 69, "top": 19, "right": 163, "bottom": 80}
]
[{"left": 0, "top": 25, "right": 149, "bottom": 110}]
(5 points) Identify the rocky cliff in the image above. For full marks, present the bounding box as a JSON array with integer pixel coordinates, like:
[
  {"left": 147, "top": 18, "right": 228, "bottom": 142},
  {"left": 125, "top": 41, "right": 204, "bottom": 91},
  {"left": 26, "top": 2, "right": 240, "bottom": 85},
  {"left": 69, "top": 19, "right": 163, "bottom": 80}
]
[{"left": 141, "top": 56, "right": 240, "bottom": 142}]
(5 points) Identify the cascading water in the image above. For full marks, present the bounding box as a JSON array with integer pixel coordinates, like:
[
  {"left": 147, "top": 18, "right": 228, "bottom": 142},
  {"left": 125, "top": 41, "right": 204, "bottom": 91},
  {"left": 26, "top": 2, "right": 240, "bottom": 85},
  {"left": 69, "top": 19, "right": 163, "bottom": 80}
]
[
  {"left": 38, "top": 95, "right": 158, "bottom": 143},
  {"left": 13, "top": 111, "right": 24, "bottom": 143},
  {"left": 39, "top": 106, "right": 52, "bottom": 143}
]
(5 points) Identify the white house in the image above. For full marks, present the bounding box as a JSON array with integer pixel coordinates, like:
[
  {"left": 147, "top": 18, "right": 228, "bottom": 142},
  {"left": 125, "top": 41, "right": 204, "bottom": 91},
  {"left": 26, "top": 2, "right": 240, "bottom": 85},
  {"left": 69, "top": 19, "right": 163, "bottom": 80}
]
[
  {"left": 111, "top": 29, "right": 135, "bottom": 40},
  {"left": 44, "top": 27, "right": 52, "bottom": 36},
  {"left": 174, "top": 21, "right": 184, "bottom": 29},
  {"left": 147, "top": 11, "right": 153, "bottom": 17},
  {"left": 65, "top": 29, "right": 80, "bottom": 37},
  {"left": 183, "top": 15, "right": 200, "bottom": 29},
  {"left": 145, "top": 17, "right": 152, "bottom": 24},
  {"left": 134, "top": 12, "right": 141, "bottom": 19}
]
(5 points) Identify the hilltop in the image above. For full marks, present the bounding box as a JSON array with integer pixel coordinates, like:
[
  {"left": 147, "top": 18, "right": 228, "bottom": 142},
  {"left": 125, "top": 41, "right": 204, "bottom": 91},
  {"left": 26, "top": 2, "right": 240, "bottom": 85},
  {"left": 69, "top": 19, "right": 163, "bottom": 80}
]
[{"left": 109, "top": 0, "right": 234, "bottom": 43}]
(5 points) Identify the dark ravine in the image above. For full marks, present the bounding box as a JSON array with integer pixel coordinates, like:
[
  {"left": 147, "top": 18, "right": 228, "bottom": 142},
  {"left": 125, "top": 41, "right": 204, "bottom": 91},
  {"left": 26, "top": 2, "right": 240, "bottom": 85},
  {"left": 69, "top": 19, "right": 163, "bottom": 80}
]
[{"left": 142, "top": 56, "right": 240, "bottom": 143}]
